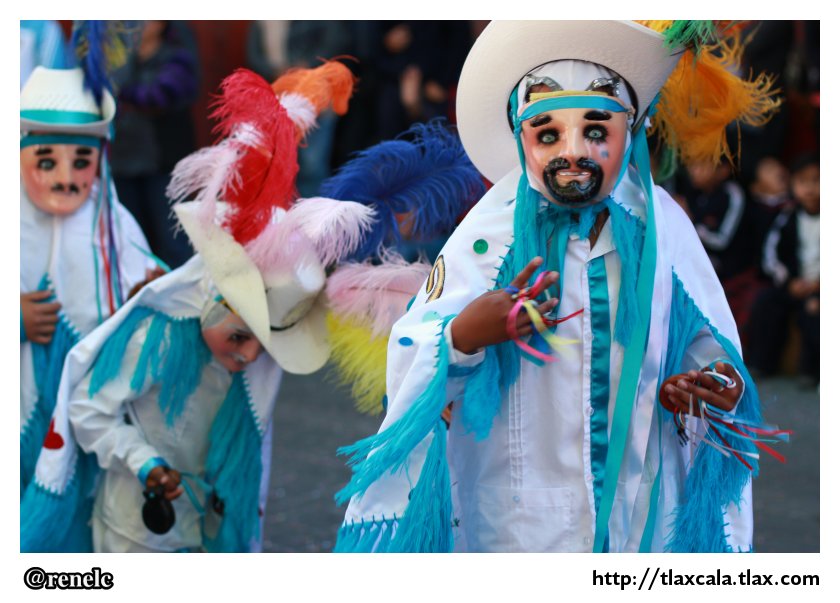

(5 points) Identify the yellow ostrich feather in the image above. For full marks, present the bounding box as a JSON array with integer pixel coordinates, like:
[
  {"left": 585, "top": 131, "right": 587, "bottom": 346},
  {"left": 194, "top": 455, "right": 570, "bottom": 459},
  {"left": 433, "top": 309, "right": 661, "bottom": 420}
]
[{"left": 326, "top": 312, "right": 388, "bottom": 416}]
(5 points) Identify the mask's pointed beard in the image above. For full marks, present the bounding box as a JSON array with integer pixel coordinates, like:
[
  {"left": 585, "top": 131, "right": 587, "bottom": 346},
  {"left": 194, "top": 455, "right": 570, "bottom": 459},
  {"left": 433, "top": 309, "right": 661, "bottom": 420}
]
[{"left": 543, "top": 158, "right": 604, "bottom": 206}]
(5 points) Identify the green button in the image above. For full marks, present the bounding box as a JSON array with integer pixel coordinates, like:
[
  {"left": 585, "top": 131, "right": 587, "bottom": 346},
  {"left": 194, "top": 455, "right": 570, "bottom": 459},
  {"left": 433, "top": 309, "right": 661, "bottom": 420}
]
[{"left": 473, "top": 239, "right": 489, "bottom": 254}]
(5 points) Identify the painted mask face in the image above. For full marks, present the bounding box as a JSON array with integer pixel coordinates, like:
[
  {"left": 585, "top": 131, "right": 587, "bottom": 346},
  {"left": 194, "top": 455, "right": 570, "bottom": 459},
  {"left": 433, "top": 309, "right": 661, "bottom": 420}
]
[
  {"left": 519, "top": 105, "right": 628, "bottom": 207},
  {"left": 201, "top": 309, "right": 264, "bottom": 373},
  {"left": 21, "top": 144, "right": 100, "bottom": 215}
]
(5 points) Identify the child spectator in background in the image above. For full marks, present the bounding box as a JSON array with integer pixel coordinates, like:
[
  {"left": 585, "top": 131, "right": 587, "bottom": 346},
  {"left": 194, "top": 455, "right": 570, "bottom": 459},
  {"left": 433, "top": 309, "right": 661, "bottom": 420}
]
[
  {"left": 680, "top": 158, "right": 755, "bottom": 339},
  {"left": 748, "top": 154, "right": 819, "bottom": 385},
  {"left": 748, "top": 156, "right": 792, "bottom": 273}
]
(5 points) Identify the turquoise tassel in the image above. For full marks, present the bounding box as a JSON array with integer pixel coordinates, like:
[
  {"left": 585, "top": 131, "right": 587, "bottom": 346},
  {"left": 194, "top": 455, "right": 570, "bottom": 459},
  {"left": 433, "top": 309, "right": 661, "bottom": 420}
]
[
  {"left": 20, "top": 452, "right": 99, "bottom": 552},
  {"left": 90, "top": 306, "right": 211, "bottom": 427},
  {"left": 663, "top": 272, "right": 762, "bottom": 552},
  {"left": 336, "top": 317, "right": 454, "bottom": 505},
  {"left": 203, "top": 372, "right": 263, "bottom": 552},
  {"left": 387, "top": 420, "right": 454, "bottom": 552},
  {"left": 21, "top": 275, "right": 80, "bottom": 494}
]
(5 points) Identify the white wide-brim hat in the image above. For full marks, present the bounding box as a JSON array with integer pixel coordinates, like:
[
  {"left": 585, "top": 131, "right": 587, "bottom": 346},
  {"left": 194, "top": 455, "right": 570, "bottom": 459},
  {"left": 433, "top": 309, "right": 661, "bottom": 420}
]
[
  {"left": 175, "top": 201, "right": 331, "bottom": 375},
  {"left": 20, "top": 67, "right": 116, "bottom": 139},
  {"left": 456, "top": 21, "right": 683, "bottom": 183}
]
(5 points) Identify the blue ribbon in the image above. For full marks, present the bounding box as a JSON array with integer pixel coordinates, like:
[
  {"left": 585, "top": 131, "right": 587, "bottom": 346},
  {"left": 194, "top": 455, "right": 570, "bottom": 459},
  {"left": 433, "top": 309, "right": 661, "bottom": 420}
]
[{"left": 588, "top": 257, "right": 611, "bottom": 550}]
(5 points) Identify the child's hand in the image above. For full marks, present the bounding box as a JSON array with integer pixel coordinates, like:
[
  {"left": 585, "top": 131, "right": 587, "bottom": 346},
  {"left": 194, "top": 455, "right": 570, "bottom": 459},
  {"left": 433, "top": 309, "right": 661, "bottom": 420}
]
[
  {"left": 21, "top": 291, "right": 61, "bottom": 344},
  {"left": 145, "top": 466, "right": 184, "bottom": 501},
  {"left": 450, "top": 257, "right": 559, "bottom": 354},
  {"left": 660, "top": 361, "right": 744, "bottom": 416}
]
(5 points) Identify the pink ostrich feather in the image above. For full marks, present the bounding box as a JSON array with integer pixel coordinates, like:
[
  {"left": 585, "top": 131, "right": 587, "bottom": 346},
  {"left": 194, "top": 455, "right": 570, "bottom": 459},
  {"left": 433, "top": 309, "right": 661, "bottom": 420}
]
[
  {"left": 166, "top": 140, "right": 242, "bottom": 228},
  {"left": 285, "top": 198, "right": 375, "bottom": 266},
  {"left": 244, "top": 216, "right": 318, "bottom": 277},
  {"left": 326, "top": 252, "right": 431, "bottom": 337}
]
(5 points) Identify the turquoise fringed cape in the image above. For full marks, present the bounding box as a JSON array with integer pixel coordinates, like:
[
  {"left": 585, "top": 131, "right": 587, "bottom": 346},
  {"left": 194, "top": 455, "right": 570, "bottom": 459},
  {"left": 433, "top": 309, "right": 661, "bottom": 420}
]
[{"left": 334, "top": 168, "right": 762, "bottom": 553}]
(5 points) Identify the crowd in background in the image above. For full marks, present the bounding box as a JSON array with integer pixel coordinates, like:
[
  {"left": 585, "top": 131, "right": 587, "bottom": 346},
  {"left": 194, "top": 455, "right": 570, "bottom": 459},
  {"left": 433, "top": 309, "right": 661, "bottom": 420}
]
[{"left": 22, "top": 20, "right": 820, "bottom": 384}]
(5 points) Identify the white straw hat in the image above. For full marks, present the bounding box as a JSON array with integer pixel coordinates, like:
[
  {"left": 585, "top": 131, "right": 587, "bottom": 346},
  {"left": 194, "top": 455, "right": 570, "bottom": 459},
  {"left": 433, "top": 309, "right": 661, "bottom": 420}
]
[{"left": 20, "top": 67, "right": 116, "bottom": 138}]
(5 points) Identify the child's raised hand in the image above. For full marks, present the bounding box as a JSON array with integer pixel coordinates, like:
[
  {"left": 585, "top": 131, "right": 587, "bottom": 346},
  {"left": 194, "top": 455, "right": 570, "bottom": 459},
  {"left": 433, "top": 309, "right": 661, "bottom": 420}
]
[
  {"left": 660, "top": 361, "right": 744, "bottom": 416},
  {"left": 145, "top": 466, "right": 184, "bottom": 501},
  {"left": 450, "top": 256, "right": 559, "bottom": 354},
  {"left": 21, "top": 291, "right": 61, "bottom": 344}
]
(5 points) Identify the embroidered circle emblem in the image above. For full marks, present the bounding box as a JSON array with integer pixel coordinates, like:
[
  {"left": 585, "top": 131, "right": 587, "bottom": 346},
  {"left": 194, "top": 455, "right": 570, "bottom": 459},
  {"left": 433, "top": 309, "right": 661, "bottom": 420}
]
[
  {"left": 398, "top": 337, "right": 414, "bottom": 346},
  {"left": 473, "top": 238, "right": 489, "bottom": 254},
  {"left": 425, "top": 255, "right": 445, "bottom": 303}
]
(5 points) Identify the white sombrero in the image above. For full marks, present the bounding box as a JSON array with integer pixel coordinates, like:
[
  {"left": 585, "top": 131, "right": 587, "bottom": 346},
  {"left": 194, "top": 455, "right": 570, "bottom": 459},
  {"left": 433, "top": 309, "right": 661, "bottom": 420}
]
[
  {"left": 20, "top": 67, "right": 116, "bottom": 138},
  {"left": 175, "top": 201, "right": 330, "bottom": 375},
  {"left": 456, "top": 21, "right": 684, "bottom": 183}
]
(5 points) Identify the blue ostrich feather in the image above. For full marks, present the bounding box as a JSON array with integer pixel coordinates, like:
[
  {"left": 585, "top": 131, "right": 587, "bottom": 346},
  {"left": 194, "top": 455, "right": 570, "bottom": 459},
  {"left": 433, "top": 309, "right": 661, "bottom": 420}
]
[{"left": 320, "top": 120, "right": 486, "bottom": 261}]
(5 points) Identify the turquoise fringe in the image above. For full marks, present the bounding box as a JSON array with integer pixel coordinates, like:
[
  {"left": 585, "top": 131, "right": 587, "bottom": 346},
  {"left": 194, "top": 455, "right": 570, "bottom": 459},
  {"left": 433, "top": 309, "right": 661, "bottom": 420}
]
[
  {"left": 336, "top": 316, "right": 455, "bottom": 505},
  {"left": 606, "top": 201, "right": 645, "bottom": 347},
  {"left": 90, "top": 306, "right": 211, "bottom": 426},
  {"left": 20, "top": 452, "right": 98, "bottom": 552},
  {"left": 203, "top": 372, "right": 263, "bottom": 553},
  {"left": 334, "top": 517, "right": 396, "bottom": 553},
  {"left": 386, "top": 420, "right": 454, "bottom": 552},
  {"left": 20, "top": 275, "right": 80, "bottom": 495},
  {"left": 663, "top": 272, "right": 762, "bottom": 552}
]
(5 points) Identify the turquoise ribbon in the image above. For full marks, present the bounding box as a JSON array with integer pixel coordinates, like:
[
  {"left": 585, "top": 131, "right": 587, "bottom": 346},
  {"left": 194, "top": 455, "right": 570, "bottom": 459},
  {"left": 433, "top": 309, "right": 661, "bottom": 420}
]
[
  {"left": 20, "top": 133, "right": 102, "bottom": 149},
  {"left": 588, "top": 256, "right": 611, "bottom": 550},
  {"left": 516, "top": 95, "right": 629, "bottom": 125},
  {"left": 137, "top": 456, "right": 168, "bottom": 485},
  {"left": 21, "top": 108, "right": 101, "bottom": 124},
  {"left": 592, "top": 126, "right": 658, "bottom": 553}
]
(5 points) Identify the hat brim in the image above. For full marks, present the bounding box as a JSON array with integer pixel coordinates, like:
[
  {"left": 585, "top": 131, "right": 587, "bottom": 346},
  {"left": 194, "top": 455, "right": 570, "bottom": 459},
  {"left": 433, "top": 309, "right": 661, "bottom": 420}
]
[
  {"left": 20, "top": 90, "right": 116, "bottom": 139},
  {"left": 265, "top": 296, "right": 331, "bottom": 375},
  {"left": 455, "top": 20, "right": 682, "bottom": 183},
  {"left": 175, "top": 202, "right": 331, "bottom": 375}
]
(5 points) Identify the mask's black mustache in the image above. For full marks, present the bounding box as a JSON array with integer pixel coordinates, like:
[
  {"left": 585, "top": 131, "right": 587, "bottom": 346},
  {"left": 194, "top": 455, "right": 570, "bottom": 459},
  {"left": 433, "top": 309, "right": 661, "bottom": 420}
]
[{"left": 51, "top": 183, "right": 81, "bottom": 194}]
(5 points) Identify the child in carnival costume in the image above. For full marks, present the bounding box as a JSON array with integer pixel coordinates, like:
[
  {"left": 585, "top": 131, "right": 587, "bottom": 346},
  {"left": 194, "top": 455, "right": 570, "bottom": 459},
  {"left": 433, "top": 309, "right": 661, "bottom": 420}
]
[
  {"left": 20, "top": 61, "right": 371, "bottom": 552},
  {"left": 334, "top": 21, "right": 787, "bottom": 553},
  {"left": 20, "top": 23, "right": 158, "bottom": 496}
]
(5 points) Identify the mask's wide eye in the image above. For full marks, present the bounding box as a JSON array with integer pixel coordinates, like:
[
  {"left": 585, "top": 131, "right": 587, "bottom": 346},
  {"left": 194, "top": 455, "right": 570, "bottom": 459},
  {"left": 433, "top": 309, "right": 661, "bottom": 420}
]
[
  {"left": 538, "top": 130, "right": 559, "bottom": 145},
  {"left": 584, "top": 125, "right": 607, "bottom": 142},
  {"left": 73, "top": 159, "right": 91, "bottom": 170},
  {"left": 37, "top": 158, "right": 56, "bottom": 170}
]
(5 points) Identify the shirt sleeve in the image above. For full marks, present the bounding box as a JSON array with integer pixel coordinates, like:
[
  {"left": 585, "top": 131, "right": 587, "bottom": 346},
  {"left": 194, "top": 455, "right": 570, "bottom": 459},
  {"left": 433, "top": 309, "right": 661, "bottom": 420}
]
[{"left": 68, "top": 317, "right": 166, "bottom": 480}]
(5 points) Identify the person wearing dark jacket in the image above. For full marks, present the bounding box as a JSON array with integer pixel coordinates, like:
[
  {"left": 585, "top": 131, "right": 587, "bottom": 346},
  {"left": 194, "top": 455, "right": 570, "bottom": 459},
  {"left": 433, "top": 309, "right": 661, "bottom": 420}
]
[{"left": 747, "top": 154, "right": 819, "bottom": 384}]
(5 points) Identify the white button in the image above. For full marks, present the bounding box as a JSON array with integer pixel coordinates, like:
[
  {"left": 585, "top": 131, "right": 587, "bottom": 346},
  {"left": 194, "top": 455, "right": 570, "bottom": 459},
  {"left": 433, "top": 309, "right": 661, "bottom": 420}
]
[
  {"left": 513, "top": 495, "right": 521, "bottom": 503},
  {"left": 584, "top": 536, "right": 592, "bottom": 545},
  {"left": 588, "top": 407, "right": 595, "bottom": 416},
  {"left": 584, "top": 368, "right": 591, "bottom": 377}
]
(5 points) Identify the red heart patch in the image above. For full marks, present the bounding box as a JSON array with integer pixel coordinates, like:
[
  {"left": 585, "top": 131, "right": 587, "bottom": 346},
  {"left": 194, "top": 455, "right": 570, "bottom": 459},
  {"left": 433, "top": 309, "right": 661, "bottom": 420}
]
[{"left": 43, "top": 418, "right": 64, "bottom": 450}]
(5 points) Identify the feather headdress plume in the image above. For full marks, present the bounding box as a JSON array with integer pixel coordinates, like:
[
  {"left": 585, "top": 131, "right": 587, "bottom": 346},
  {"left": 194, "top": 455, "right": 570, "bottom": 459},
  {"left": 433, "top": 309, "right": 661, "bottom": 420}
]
[
  {"left": 326, "top": 252, "right": 432, "bottom": 414},
  {"left": 319, "top": 120, "right": 486, "bottom": 261},
  {"left": 71, "top": 20, "right": 135, "bottom": 104},
  {"left": 636, "top": 20, "right": 781, "bottom": 166},
  {"left": 272, "top": 60, "right": 356, "bottom": 140},
  {"left": 208, "top": 69, "right": 299, "bottom": 244}
]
